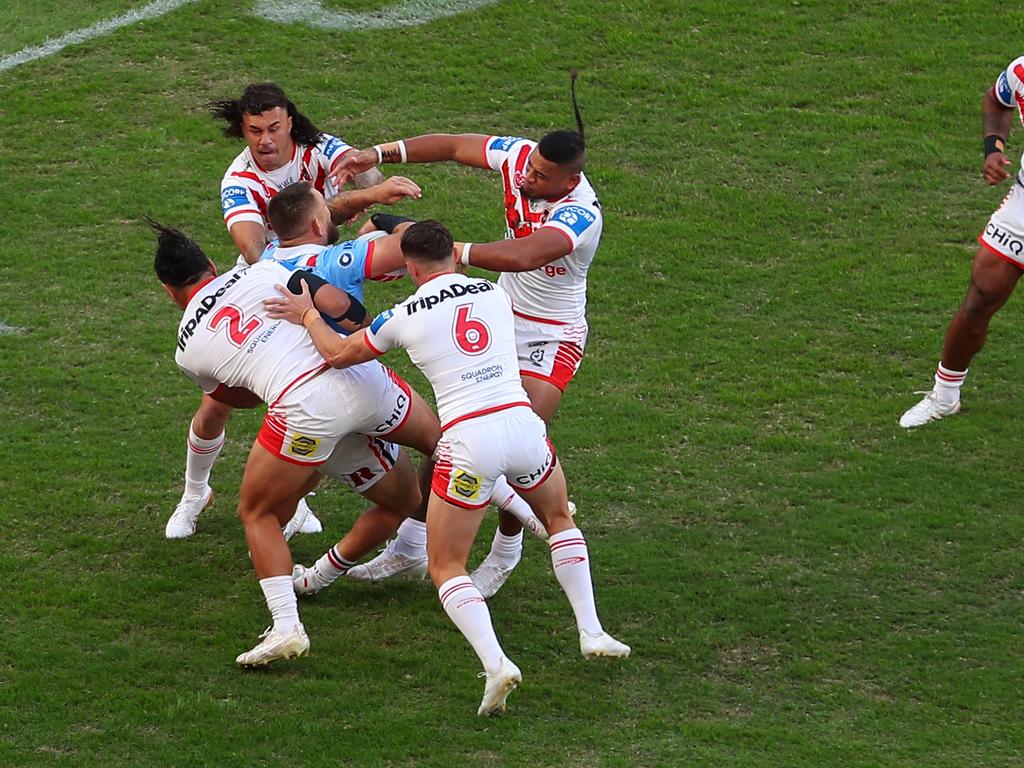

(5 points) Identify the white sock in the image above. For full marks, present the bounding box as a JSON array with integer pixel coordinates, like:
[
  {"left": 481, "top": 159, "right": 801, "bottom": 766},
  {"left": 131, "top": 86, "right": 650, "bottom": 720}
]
[
  {"left": 184, "top": 421, "right": 224, "bottom": 497},
  {"left": 259, "top": 575, "right": 300, "bottom": 634},
  {"left": 934, "top": 362, "right": 967, "bottom": 405},
  {"left": 548, "top": 528, "right": 602, "bottom": 636},
  {"left": 487, "top": 529, "right": 523, "bottom": 567},
  {"left": 438, "top": 576, "right": 504, "bottom": 676},
  {"left": 392, "top": 518, "right": 427, "bottom": 558},
  {"left": 312, "top": 545, "right": 355, "bottom": 587},
  {"left": 491, "top": 476, "right": 545, "bottom": 535}
]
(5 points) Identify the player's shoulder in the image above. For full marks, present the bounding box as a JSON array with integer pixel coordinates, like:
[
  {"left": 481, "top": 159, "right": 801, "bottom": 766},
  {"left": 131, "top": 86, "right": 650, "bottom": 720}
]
[
  {"left": 486, "top": 135, "right": 535, "bottom": 154},
  {"left": 222, "top": 148, "right": 258, "bottom": 180}
]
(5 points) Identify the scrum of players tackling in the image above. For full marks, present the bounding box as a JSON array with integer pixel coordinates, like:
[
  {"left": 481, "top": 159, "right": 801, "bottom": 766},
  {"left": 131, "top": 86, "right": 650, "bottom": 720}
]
[{"left": 154, "top": 75, "right": 628, "bottom": 716}]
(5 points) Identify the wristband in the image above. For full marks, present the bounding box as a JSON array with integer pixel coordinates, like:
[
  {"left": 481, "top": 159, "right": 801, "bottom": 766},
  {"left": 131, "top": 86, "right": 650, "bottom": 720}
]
[
  {"left": 376, "top": 140, "right": 407, "bottom": 164},
  {"left": 461, "top": 243, "right": 473, "bottom": 266},
  {"left": 985, "top": 135, "right": 1006, "bottom": 157},
  {"left": 301, "top": 307, "right": 320, "bottom": 328}
]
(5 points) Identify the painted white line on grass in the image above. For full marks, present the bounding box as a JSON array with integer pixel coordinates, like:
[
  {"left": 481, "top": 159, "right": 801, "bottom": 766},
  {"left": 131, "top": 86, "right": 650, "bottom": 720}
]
[
  {"left": 0, "top": 0, "right": 196, "bottom": 73},
  {"left": 252, "top": 0, "right": 499, "bottom": 30},
  {"left": 0, "top": 322, "right": 25, "bottom": 335}
]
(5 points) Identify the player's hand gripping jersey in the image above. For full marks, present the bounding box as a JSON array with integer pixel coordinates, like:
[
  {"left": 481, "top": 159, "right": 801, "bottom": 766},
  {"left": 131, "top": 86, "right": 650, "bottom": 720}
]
[
  {"left": 483, "top": 136, "right": 603, "bottom": 325},
  {"left": 364, "top": 272, "right": 530, "bottom": 431},
  {"left": 220, "top": 134, "right": 353, "bottom": 231}
]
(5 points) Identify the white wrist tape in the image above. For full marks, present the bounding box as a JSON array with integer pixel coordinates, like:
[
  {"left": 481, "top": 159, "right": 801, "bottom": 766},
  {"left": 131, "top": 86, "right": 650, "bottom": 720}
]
[{"left": 461, "top": 243, "right": 473, "bottom": 266}]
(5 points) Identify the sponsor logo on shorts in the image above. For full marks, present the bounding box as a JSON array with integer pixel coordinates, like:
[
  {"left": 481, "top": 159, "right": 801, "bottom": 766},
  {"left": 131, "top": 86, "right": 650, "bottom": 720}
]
[
  {"left": 529, "top": 348, "right": 546, "bottom": 365},
  {"left": 984, "top": 222, "right": 1024, "bottom": 257},
  {"left": 374, "top": 392, "right": 408, "bottom": 433},
  {"left": 288, "top": 434, "right": 320, "bottom": 457},
  {"left": 514, "top": 450, "right": 553, "bottom": 487},
  {"left": 451, "top": 470, "right": 481, "bottom": 501}
]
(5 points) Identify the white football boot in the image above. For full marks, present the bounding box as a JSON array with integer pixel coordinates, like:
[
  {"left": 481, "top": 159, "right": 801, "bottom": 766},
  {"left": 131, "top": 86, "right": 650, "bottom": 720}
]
[
  {"left": 580, "top": 629, "right": 631, "bottom": 659},
  {"left": 282, "top": 496, "right": 322, "bottom": 542},
  {"left": 470, "top": 548, "right": 522, "bottom": 599},
  {"left": 346, "top": 539, "right": 428, "bottom": 582},
  {"left": 477, "top": 657, "right": 522, "bottom": 716},
  {"left": 165, "top": 487, "right": 215, "bottom": 539},
  {"left": 899, "top": 390, "right": 961, "bottom": 428},
  {"left": 297, "top": 494, "right": 323, "bottom": 534},
  {"left": 292, "top": 563, "right": 328, "bottom": 596},
  {"left": 235, "top": 624, "right": 309, "bottom": 667}
]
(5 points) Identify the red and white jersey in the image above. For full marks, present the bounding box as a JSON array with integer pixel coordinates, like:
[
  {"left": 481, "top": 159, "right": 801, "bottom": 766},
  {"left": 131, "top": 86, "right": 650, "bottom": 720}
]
[
  {"left": 220, "top": 134, "right": 353, "bottom": 232},
  {"left": 175, "top": 260, "right": 330, "bottom": 404},
  {"left": 483, "top": 135, "right": 603, "bottom": 325},
  {"left": 364, "top": 272, "right": 529, "bottom": 431},
  {"left": 994, "top": 58, "right": 1024, "bottom": 183}
]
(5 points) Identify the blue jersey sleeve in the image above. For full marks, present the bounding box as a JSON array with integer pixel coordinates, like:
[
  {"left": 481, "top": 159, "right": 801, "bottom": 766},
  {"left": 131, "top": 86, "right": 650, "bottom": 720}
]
[{"left": 313, "top": 239, "right": 370, "bottom": 303}]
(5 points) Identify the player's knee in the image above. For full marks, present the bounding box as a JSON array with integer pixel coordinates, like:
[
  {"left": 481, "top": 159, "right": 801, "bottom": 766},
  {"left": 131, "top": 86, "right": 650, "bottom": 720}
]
[{"left": 195, "top": 398, "right": 233, "bottom": 433}]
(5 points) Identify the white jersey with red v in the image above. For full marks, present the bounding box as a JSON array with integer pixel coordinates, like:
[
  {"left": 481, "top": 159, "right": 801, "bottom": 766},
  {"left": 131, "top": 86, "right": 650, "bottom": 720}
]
[
  {"left": 483, "top": 135, "right": 603, "bottom": 325},
  {"left": 220, "top": 134, "right": 353, "bottom": 232}
]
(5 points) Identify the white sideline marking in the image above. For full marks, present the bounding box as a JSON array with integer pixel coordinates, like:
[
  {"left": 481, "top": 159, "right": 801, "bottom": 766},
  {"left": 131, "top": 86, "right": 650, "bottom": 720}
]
[
  {"left": 0, "top": 0, "right": 196, "bottom": 73},
  {"left": 0, "top": 1, "right": 497, "bottom": 72},
  {"left": 0, "top": 322, "right": 25, "bottom": 335},
  {"left": 252, "top": 0, "right": 498, "bottom": 29}
]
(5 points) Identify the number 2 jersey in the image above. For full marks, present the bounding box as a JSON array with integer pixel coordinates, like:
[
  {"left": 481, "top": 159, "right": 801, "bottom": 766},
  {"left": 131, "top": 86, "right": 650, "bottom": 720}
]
[
  {"left": 175, "top": 260, "right": 334, "bottom": 403},
  {"left": 483, "top": 135, "right": 604, "bottom": 325},
  {"left": 364, "top": 272, "right": 529, "bottom": 431}
]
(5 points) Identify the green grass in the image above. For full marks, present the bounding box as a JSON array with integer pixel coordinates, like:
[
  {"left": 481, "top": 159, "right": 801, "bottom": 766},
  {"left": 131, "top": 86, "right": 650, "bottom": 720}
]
[{"left": 2, "top": 1, "right": 1024, "bottom": 766}]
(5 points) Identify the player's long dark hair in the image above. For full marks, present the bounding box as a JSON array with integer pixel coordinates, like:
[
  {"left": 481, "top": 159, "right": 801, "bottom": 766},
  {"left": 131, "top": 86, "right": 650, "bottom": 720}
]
[
  {"left": 538, "top": 70, "right": 586, "bottom": 169},
  {"left": 146, "top": 217, "right": 210, "bottom": 288},
  {"left": 208, "top": 82, "right": 324, "bottom": 146}
]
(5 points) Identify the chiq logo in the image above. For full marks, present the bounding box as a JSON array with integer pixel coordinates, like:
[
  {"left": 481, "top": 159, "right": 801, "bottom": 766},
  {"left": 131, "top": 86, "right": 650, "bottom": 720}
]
[{"left": 1, "top": 1, "right": 499, "bottom": 72}]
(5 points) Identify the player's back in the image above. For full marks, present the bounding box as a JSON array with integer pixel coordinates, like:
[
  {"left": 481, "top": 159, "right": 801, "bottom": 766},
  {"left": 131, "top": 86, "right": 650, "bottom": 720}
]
[
  {"left": 175, "top": 260, "right": 331, "bottom": 404},
  {"left": 366, "top": 272, "right": 527, "bottom": 429}
]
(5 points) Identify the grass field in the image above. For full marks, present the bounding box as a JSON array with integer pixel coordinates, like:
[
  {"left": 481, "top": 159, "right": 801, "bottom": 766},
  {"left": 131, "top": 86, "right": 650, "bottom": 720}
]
[{"left": 2, "top": 1, "right": 1024, "bottom": 766}]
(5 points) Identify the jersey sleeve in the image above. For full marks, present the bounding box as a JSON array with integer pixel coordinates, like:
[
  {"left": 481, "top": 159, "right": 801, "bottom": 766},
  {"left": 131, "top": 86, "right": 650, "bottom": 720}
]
[
  {"left": 314, "top": 242, "right": 366, "bottom": 299},
  {"left": 221, "top": 177, "right": 265, "bottom": 230},
  {"left": 318, "top": 134, "right": 354, "bottom": 172},
  {"left": 995, "top": 57, "right": 1024, "bottom": 108},
  {"left": 484, "top": 136, "right": 528, "bottom": 171},
  {"left": 364, "top": 306, "right": 402, "bottom": 355},
  {"left": 542, "top": 201, "right": 602, "bottom": 251}
]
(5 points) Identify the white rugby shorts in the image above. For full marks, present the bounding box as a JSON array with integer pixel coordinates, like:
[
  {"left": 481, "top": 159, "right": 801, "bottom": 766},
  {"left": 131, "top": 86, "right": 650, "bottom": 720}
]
[
  {"left": 257, "top": 361, "right": 411, "bottom": 466},
  {"left": 514, "top": 313, "right": 589, "bottom": 392},
  {"left": 979, "top": 181, "right": 1024, "bottom": 267},
  {"left": 432, "top": 405, "right": 556, "bottom": 509},
  {"left": 319, "top": 434, "right": 400, "bottom": 492}
]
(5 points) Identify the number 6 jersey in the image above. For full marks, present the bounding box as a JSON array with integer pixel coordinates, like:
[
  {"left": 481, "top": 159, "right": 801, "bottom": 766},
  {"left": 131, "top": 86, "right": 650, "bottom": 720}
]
[{"left": 363, "top": 272, "right": 530, "bottom": 431}]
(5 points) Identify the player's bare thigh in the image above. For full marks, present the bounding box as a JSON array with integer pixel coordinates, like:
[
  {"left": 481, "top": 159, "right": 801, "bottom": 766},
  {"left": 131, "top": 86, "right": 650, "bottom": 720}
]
[
  {"left": 381, "top": 385, "right": 441, "bottom": 457},
  {"left": 515, "top": 461, "right": 574, "bottom": 537},
  {"left": 425, "top": 493, "right": 488, "bottom": 586},
  {"left": 961, "top": 244, "right": 1023, "bottom": 315},
  {"left": 521, "top": 375, "right": 564, "bottom": 424}
]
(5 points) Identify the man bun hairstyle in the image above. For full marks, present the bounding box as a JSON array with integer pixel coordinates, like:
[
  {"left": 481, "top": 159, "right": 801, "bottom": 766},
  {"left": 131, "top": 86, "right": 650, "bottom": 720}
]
[
  {"left": 400, "top": 220, "right": 454, "bottom": 262},
  {"left": 147, "top": 217, "right": 211, "bottom": 288},
  {"left": 268, "top": 181, "right": 318, "bottom": 241},
  {"left": 537, "top": 69, "right": 586, "bottom": 172},
  {"left": 208, "top": 82, "right": 324, "bottom": 146}
]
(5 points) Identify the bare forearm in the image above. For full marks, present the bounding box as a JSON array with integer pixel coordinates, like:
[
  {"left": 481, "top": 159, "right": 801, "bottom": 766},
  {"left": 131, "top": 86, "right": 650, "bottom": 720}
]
[
  {"left": 983, "top": 89, "right": 1015, "bottom": 139},
  {"left": 327, "top": 188, "right": 379, "bottom": 222},
  {"left": 306, "top": 316, "right": 362, "bottom": 368},
  {"left": 397, "top": 133, "right": 490, "bottom": 168}
]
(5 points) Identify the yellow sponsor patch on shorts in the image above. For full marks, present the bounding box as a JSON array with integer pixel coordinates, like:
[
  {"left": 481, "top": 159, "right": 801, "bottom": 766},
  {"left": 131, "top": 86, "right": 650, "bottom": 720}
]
[
  {"left": 452, "top": 470, "right": 481, "bottom": 500},
  {"left": 288, "top": 434, "right": 320, "bottom": 458}
]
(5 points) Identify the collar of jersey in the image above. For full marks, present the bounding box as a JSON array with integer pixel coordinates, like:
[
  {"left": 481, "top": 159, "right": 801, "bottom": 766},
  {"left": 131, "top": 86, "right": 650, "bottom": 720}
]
[
  {"left": 184, "top": 275, "right": 217, "bottom": 305},
  {"left": 250, "top": 141, "right": 298, "bottom": 174}
]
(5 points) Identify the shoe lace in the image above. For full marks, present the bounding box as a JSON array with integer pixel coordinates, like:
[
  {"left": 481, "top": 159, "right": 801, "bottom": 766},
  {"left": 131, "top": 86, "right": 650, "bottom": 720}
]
[{"left": 257, "top": 626, "right": 273, "bottom": 640}]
